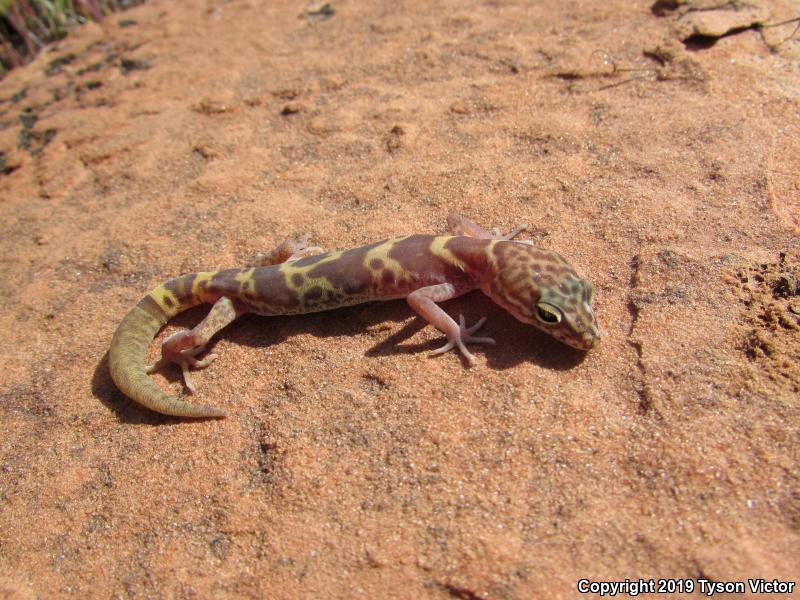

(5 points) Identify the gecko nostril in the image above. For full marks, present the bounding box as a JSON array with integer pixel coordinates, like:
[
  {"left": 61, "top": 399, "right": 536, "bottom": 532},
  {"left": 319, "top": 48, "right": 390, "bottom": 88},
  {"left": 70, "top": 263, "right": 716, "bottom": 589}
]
[{"left": 584, "top": 333, "right": 600, "bottom": 348}]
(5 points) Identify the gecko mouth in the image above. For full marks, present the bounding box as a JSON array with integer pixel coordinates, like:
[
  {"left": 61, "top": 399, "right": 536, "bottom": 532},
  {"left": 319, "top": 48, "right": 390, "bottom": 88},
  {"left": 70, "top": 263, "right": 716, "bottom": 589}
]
[{"left": 555, "top": 329, "right": 600, "bottom": 351}]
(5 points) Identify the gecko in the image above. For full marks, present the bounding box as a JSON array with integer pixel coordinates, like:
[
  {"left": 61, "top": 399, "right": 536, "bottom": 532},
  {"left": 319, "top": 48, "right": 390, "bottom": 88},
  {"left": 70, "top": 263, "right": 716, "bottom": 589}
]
[{"left": 108, "top": 214, "right": 600, "bottom": 418}]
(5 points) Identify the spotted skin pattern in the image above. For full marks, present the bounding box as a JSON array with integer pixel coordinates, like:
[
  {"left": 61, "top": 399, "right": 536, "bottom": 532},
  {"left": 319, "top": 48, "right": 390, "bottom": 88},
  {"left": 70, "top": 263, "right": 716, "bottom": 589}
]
[{"left": 108, "top": 214, "right": 600, "bottom": 418}]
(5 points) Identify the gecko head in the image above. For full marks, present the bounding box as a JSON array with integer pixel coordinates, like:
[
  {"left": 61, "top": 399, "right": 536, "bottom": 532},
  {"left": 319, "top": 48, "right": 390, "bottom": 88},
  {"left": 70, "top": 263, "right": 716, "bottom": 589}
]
[{"left": 482, "top": 241, "right": 601, "bottom": 350}]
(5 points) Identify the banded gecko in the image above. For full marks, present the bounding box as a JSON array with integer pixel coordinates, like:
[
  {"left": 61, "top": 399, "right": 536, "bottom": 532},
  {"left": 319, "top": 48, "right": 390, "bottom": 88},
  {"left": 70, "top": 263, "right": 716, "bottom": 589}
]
[{"left": 109, "top": 214, "right": 600, "bottom": 418}]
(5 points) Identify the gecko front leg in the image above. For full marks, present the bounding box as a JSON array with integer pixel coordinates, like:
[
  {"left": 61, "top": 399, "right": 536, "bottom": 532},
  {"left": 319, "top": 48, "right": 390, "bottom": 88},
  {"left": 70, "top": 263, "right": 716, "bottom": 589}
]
[
  {"left": 407, "top": 283, "right": 495, "bottom": 365},
  {"left": 146, "top": 296, "right": 243, "bottom": 393}
]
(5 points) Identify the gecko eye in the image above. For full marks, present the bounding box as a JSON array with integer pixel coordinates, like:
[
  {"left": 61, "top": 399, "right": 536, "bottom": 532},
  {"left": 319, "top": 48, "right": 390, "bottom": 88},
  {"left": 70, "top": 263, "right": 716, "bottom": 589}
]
[
  {"left": 585, "top": 282, "right": 594, "bottom": 305},
  {"left": 536, "top": 302, "right": 562, "bottom": 324}
]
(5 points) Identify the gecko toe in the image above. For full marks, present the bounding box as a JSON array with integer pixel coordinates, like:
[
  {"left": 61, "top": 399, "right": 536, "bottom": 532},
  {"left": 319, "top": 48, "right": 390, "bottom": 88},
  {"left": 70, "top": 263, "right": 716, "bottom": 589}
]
[
  {"left": 466, "top": 335, "right": 495, "bottom": 345},
  {"left": 181, "top": 363, "right": 197, "bottom": 394},
  {"left": 189, "top": 352, "right": 217, "bottom": 369},
  {"left": 430, "top": 340, "right": 456, "bottom": 356},
  {"left": 456, "top": 340, "right": 478, "bottom": 365},
  {"left": 145, "top": 356, "right": 170, "bottom": 374},
  {"left": 459, "top": 314, "right": 487, "bottom": 336}
]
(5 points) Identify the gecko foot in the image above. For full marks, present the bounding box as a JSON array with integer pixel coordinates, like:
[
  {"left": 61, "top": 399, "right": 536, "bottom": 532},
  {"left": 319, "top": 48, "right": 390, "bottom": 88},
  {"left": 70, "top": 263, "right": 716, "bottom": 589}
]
[
  {"left": 499, "top": 224, "right": 527, "bottom": 240},
  {"left": 490, "top": 224, "right": 527, "bottom": 240},
  {"left": 250, "top": 234, "right": 324, "bottom": 266},
  {"left": 430, "top": 315, "right": 495, "bottom": 365},
  {"left": 145, "top": 330, "right": 218, "bottom": 394}
]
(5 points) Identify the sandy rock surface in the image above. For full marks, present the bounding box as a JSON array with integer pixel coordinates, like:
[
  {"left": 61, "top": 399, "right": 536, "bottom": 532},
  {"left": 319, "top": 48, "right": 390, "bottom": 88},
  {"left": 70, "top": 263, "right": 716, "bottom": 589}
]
[{"left": 0, "top": 0, "right": 798, "bottom": 598}]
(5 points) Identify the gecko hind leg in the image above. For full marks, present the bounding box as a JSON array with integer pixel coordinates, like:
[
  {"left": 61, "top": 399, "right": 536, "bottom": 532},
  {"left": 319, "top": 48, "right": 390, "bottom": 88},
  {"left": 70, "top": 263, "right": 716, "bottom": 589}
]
[
  {"left": 146, "top": 296, "right": 243, "bottom": 393},
  {"left": 446, "top": 212, "right": 527, "bottom": 240}
]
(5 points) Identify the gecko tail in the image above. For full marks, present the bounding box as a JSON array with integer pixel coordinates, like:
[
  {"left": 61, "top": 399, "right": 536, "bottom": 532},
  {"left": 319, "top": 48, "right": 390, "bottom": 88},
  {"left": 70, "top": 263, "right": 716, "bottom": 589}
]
[{"left": 108, "top": 297, "right": 227, "bottom": 418}]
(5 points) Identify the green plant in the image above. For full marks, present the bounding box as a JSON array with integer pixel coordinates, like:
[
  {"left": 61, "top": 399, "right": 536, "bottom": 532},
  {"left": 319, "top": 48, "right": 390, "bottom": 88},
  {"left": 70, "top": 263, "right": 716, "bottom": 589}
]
[{"left": 0, "top": 0, "right": 140, "bottom": 75}]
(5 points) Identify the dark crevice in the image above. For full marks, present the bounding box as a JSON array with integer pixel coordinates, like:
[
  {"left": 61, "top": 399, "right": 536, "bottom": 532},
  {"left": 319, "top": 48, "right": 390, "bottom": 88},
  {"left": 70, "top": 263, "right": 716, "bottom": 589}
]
[
  {"left": 438, "top": 582, "right": 484, "bottom": 600},
  {"left": 0, "top": 151, "right": 18, "bottom": 175},
  {"left": 626, "top": 255, "right": 655, "bottom": 415},
  {"left": 651, "top": 0, "right": 679, "bottom": 17},
  {"left": 627, "top": 254, "right": 641, "bottom": 337},
  {"left": 683, "top": 25, "right": 756, "bottom": 50},
  {"left": 119, "top": 57, "right": 150, "bottom": 75}
]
